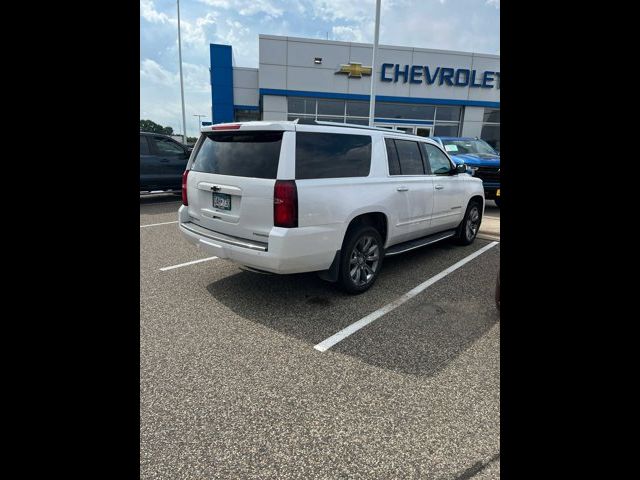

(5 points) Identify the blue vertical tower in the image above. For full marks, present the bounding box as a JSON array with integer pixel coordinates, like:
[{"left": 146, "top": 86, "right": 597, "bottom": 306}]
[{"left": 210, "top": 44, "right": 234, "bottom": 124}]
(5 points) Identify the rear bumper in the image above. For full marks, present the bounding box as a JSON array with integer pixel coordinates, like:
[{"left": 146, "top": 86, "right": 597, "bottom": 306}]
[{"left": 178, "top": 207, "right": 341, "bottom": 274}]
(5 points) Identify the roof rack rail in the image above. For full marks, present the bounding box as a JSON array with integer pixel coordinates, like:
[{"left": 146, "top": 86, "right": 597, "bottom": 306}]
[{"left": 291, "top": 117, "right": 413, "bottom": 134}]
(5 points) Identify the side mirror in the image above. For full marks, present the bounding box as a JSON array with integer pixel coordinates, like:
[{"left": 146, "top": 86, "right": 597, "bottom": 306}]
[{"left": 454, "top": 163, "right": 467, "bottom": 174}]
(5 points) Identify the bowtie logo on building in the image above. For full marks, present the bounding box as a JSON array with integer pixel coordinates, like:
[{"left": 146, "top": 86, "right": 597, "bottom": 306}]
[{"left": 336, "top": 62, "right": 372, "bottom": 78}]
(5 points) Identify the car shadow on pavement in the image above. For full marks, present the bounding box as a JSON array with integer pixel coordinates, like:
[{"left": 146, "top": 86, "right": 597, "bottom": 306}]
[
  {"left": 206, "top": 241, "right": 499, "bottom": 378},
  {"left": 140, "top": 195, "right": 182, "bottom": 218}
]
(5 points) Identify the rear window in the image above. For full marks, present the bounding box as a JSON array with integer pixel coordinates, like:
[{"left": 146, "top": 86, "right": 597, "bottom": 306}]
[
  {"left": 190, "top": 131, "right": 283, "bottom": 179},
  {"left": 295, "top": 132, "right": 371, "bottom": 179}
]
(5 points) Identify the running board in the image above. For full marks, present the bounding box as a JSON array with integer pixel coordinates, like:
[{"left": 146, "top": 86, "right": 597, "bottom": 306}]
[{"left": 385, "top": 229, "right": 456, "bottom": 257}]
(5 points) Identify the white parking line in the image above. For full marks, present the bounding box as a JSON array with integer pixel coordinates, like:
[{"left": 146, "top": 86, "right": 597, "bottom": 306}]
[
  {"left": 140, "top": 221, "right": 178, "bottom": 228},
  {"left": 314, "top": 241, "right": 499, "bottom": 352},
  {"left": 159, "top": 256, "right": 218, "bottom": 271},
  {"left": 484, "top": 216, "right": 500, "bottom": 220}
]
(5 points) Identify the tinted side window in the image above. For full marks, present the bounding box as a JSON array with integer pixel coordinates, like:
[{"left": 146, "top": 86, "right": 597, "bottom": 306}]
[
  {"left": 385, "top": 138, "right": 401, "bottom": 175},
  {"left": 154, "top": 137, "right": 185, "bottom": 156},
  {"left": 424, "top": 144, "right": 453, "bottom": 175},
  {"left": 395, "top": 140, "right": 425, "bottom": 175},
  {"left": 295, "top": 132, "right": 371, "bottom": 179},
  {"left": 191, "top": 131, "right": 283, "bottom": 179},
  {"left": 140, "top": 136, "right": 150, "bottom": 155}
]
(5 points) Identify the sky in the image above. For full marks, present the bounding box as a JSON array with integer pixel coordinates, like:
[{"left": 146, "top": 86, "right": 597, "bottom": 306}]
[{"left": 140, "top": 0, "right": 500, "bottom": 137}]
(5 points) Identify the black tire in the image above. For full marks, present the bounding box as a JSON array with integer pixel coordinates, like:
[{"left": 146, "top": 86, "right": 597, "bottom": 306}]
[
  {"left": 494, "top": 197, "right": 501, "bottom": 208},
  {"left": 338, "top": 225, "right": 384, "bottom": 294},
  {"left": 453, "top": 200, "right": 482, "bottom": 245}
]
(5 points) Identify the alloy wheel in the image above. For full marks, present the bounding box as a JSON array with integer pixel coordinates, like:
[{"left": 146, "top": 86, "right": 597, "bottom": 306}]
[
  {"left": 466, "top": 206, "right": 480, "bottom": 241},
  {"left": 349, "top": 235, "right": 380, "bottom": 286}
]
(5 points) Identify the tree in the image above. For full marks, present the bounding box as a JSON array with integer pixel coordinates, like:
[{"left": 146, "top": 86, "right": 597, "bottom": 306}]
[{"left": 140, "top": 119, "right": 173, "bottom": 135}]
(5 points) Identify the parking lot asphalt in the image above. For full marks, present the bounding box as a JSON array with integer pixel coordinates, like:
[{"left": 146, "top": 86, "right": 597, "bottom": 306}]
[{"left": 140, "top": 195, "right": 500, "bottom": 479}]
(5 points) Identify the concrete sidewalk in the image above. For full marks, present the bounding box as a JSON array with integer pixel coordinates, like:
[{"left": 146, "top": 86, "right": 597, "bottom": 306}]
[{"left": 479, "top": 214, "right": 500, "bottom": 241}]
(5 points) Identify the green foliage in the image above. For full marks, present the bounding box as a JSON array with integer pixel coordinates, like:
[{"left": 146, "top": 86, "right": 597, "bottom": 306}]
[{"left": 140, "top": 119, "right": 173, "bottom": 135}]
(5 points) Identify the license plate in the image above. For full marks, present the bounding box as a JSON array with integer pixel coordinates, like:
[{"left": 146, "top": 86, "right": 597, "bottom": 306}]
[
  {"left": 496, "top": 189, "right": 500, "bottom": 197},
  {"left": 212, "top": 192, "right": 231, "bottom": 210}
]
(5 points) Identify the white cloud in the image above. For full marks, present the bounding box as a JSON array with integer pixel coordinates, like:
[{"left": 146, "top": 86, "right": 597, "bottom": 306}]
[
  {"left": 198, "top": 0, "right": 230, "bottom": 7},
  {"left": 238, "top": 0, "right": 283, "bottom": 17},
  {"left": 183, "top": 63, "right": 211, "bottom": 93},
  {"left": 141, "top": 1, "right": 218, "bottom": 48},
  {"left": 140, "top": 59, "right": 176, "bottom": 86},
  {"left": 331, "top": 25, "right": 366, "bottom": 42},
  {"left": 141, "top": 59, "right": 211, "bottom": 94},
  {"left": 486, "top": 0, "right": 500, "bottom": 8},
  {"left": 140, "top": 0, "right": 170, "bottom": 24},
  {"left": 310, "top": 0, "right": 374, "bottom": 22},
  {"left": 199, "top": 0, "right": 283, "bottom": 18},
  {"left": 182, "top": 12, "right": 218, "bottom": 46}
]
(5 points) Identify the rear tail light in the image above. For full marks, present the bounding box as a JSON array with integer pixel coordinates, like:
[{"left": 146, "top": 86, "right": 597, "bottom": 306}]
[
  {"left": 212, "top": 124, "right": 241, "bottom": 130},
  {"left": 274, "top": 180, "right": 298, "bottom": 228},
  {"left": 181, "top": 170, "right": 189, "bottom": 206}
]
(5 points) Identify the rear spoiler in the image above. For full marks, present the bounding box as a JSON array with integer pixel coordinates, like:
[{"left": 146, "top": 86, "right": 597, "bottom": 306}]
[{"left": 201, "top": 121, "right": 295, "bottom": 132}]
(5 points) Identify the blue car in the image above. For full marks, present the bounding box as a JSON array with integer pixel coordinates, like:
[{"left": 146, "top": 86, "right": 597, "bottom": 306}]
[{"left": 432, "top": 136, "right": 501, "bottom": 207}]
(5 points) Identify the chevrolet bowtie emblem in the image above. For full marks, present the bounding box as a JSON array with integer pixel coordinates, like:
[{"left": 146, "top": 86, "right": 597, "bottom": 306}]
[{"left": 336, "top": 62, "right": 372, "bottom": 78}]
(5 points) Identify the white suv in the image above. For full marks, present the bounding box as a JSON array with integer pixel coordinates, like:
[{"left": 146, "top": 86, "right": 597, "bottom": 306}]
[{"left": 178, "top": 120, "right": 484, "bottom": 293}]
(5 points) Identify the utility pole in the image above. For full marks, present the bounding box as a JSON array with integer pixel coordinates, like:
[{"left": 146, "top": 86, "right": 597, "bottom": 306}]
[
  {"left": 177, "top": 0, "right": 187, "bottom": 144},
  {"left": 368, "top": 0, "right": 381, "bottom": 127}
]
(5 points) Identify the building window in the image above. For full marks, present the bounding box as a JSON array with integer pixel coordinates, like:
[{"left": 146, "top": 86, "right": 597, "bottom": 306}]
[
  {"left": 235, "top": 109, "right": 260, "bottom": 122},
  {"left": 375, "top": 102, "right": 435, "bottom": 120},
  {"left": 435, "top": 106, "right": 461, "bottom": 122},
  {"left": 288, "top": 97, "right": 316, "bottom": 115},
  {"left": 285, "top": 97, "right": 463, "bottom": 135},
  {"left": 433, "top": 124, "right": 460, "bottom": 137},
  {"left": 317, "top": 99, "right": 345, "bottom": 116},
  {"left": 346, "top": 117, "right": 369, "bottom": 125},
  {"left": 483, "top": 108, "right": 500, "bottom": 123},
  {"left": 481, "top": 124, "right": 500, "bottom": 152},
  {"left": 346, "top": 101, "right": 369, "bottom": 117},
  {"left": 481, "top": 108, "right": 500, "bottom": 151},
  {"left": 287, "top": 114, "right": 314, "bottom": 122}
]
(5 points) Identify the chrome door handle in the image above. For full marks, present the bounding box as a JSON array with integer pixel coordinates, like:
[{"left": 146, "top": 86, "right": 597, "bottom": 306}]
[
  {"left": 435, "top": 184, "right": 444, "bottom": 190},
  {"left": 397, "top": 186, "right": 409, "bottom": 192}
]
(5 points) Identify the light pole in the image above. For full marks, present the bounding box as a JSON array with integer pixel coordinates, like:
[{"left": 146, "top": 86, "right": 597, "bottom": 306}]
[
  {"left": 177, "top": 0, "right": 187, "bottom": 145},
  {"left": 368, "top": 0, "right": 381, "bottom": 127},
  {"left": 193, "top": 114, "right": 206, "bottom": 138}
]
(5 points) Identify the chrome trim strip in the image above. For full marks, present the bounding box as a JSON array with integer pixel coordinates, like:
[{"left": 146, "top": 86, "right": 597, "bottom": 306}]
[{"left": 180, "top": 222, "right": 268, "bottom": 252}]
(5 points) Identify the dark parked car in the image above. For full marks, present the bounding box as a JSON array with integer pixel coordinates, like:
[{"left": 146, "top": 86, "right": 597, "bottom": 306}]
[{"left": 140, "top": 132, "right": 192, "bottom": 193}]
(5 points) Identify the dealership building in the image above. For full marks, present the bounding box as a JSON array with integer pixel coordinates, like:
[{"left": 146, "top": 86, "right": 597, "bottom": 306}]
[{"left": 209, "top": 34, "right": 500, "bottom": 149}]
